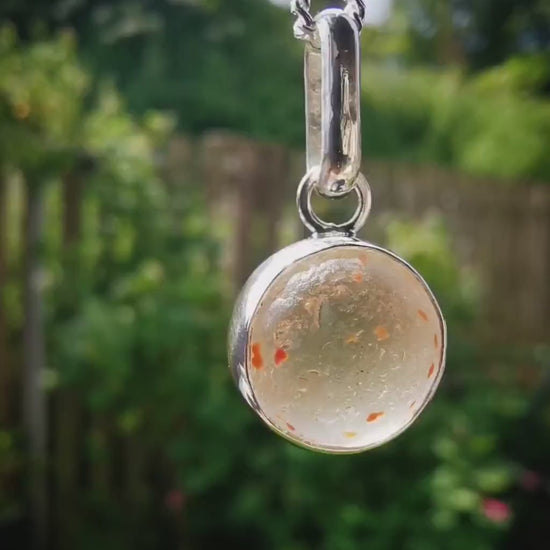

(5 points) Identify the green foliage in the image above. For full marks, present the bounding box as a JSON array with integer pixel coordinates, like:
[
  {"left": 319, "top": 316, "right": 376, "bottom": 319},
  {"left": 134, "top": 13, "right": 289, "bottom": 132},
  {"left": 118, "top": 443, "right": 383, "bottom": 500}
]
[
  {"left": 391, "top": 0, "right": 550, "bottom": 70},
  {"left": 0, "top": 26, "right": 88, "bottom": 178},
  {"left": 75, "top": 0, "right": 305, "bottom": 145},
  {"left": 473, "top": 55, "right": 550, "bottom": 96},
  {"left": 0, "top": 430, "right": 21, "bottom": 521},
  {"left": 363, "top": 61, "right": 550, "bottom": 181}
]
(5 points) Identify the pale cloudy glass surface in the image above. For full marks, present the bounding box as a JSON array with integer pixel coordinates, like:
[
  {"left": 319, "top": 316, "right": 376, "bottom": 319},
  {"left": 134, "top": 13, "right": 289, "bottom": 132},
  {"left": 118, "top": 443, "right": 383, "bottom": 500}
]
[{"left": 247, "top": 245, "right": 444, "bottom": 452}]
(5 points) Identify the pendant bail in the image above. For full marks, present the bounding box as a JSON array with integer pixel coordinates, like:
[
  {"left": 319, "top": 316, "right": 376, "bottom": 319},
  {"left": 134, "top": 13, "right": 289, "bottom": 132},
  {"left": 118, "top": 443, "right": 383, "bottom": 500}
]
[{"left": 305, "top": 9, "right": 362, "bottom": 198}]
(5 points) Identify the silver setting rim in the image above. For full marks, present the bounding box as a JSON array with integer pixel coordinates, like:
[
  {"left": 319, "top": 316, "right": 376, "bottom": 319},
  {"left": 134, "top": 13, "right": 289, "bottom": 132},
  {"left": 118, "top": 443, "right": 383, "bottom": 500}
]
[{"left": 228, "top": 236, "right": 447, "bottom": 454}]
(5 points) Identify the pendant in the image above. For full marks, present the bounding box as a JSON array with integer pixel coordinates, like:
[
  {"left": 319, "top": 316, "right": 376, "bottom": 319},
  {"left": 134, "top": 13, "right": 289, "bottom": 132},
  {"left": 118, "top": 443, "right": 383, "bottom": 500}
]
[{"left": 228, "top": 3, "right": 446, "bottom": 454}]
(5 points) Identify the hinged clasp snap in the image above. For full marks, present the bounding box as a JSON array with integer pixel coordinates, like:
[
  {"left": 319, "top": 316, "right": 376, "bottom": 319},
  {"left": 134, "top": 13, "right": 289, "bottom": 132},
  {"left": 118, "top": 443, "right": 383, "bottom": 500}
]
[{"left": 305, "top": 8, "right": 362, "bottom": 198}]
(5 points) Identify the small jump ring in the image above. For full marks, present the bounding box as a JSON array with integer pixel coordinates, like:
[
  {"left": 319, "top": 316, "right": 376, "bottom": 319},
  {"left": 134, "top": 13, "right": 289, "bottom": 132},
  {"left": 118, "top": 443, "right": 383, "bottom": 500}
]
[{"left": 297, "top": 168, "right": 371, "bottom": 236}]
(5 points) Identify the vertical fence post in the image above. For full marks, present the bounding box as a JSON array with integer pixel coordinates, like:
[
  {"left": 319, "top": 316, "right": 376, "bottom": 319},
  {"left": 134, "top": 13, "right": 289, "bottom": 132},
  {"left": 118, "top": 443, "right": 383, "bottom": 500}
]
[
  {"left": 0, "top": 173, "right": 9, "bottom": 427},
  {"left": 22, "top": 177, "right": 48, "bottom": 550},
  {"left": 53, "top": 164, "right": 88, "bottom": 550}
]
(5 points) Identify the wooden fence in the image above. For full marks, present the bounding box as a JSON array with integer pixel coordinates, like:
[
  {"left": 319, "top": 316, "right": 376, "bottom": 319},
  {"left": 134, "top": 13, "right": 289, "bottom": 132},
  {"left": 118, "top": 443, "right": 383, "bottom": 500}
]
[{"left": 170, "top": 131, "right": 550, "bottom": 346}]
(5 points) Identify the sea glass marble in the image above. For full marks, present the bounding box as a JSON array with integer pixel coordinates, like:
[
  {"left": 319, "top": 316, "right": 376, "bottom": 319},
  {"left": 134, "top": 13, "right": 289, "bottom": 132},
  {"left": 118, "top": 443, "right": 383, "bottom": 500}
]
[{"left": 229, "top": 237, "right": 446, "bottom": 454}]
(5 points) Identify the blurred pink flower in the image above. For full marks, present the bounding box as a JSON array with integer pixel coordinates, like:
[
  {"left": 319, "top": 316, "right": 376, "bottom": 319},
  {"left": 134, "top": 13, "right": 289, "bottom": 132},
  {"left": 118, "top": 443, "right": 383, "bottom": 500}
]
[
  {"left": 520, "top": 470, "right": 542, "bottom": 493},
  {"left": 482, "top": 498, "right": 511, "bottom": 523},
  {"left": 165, "top": 489, "right": 185, "bottom": 513}
]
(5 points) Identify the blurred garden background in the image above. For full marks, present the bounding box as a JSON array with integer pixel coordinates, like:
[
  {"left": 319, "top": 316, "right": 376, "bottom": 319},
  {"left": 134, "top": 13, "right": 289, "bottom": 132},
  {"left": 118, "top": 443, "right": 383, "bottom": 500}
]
[{"left": 0, "top": 0, "right": 549, "bottom": 549}]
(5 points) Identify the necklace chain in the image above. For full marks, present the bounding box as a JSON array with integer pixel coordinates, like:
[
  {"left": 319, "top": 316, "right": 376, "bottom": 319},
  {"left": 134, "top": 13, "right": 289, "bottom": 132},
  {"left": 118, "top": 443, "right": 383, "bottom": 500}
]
[{"left": 290, "top": 1, "right": 367, "bottom": 40}]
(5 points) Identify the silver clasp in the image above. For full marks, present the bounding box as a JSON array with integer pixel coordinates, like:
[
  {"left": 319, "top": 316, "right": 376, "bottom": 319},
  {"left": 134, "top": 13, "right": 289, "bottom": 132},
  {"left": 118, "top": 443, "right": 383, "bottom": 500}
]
[{"left": 304, "top": 8, "right": 362, "bottom": 198}]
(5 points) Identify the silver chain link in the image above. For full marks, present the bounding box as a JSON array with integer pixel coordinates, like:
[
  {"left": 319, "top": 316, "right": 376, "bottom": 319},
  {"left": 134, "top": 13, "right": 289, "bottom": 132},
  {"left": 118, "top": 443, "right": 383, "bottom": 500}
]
[{"left": 290, "top": 1, "right": 367, "bottom": 40}]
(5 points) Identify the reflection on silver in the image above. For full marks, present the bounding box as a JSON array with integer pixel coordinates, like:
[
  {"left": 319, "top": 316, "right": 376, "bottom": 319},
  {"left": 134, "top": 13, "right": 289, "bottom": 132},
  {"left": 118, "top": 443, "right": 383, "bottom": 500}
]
[
  {"left": 297, "top": 170, "right": 371, "bottom": 236},
  {"left": 291, "top": 1, "right": 367, "bottom": 40},
  {"left": 305, "top": 10, "right": 362, "bottom": 198}
]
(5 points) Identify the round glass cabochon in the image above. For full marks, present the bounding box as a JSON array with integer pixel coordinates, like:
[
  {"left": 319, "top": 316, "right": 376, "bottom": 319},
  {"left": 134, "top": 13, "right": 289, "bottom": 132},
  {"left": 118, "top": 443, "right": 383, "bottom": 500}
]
[{"left": 236, "top": 241, "right": 445, "bottom": 453}]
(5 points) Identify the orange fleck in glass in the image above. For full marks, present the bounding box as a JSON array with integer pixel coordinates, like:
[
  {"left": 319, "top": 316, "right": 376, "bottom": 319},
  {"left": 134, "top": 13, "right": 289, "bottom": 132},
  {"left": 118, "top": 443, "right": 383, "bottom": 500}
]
[
  {"left": 251, "top": 343, "right": 264, "bottom": 369},
  {"left": 274, "top": 348, "right": 289, "bottom": 366},
  {"left": 374, "top": 326, "right": 390, "bottom": 342},
  {"left": 367, "top": 412, "right": 384, "bottom": 423}
]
